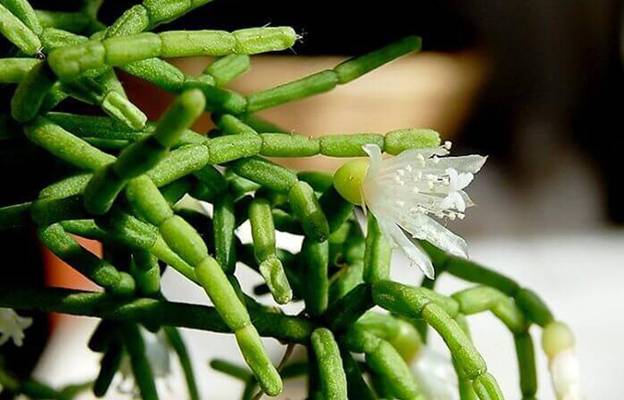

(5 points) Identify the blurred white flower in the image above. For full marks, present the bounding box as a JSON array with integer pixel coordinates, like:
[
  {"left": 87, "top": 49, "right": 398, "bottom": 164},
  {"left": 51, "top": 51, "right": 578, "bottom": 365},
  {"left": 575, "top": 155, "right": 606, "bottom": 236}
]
[
  {"left": 549, "top": 349, "right": 582, "bottom": 400},
  {"left": 143, "top": 329, "right": 172, "bottom": 379},
  {"left": 119, "top": 328, "right": 172, "bottom": 396},
  {"left": 411, "top": 347, "right": 458, "bottom": 400},
  {"left": 0, "top": 308, "right": 32, "bottom": 347},
  {"left": 542, "top": 321, "right": 582, "bottom": 400},
  {"left": 361, "top": 143, "right": 486, "bottom": 278}
]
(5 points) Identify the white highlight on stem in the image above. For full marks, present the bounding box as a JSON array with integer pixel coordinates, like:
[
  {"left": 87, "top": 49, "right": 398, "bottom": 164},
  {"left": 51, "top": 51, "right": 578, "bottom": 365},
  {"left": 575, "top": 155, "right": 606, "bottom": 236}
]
[{"left": 361, "top": 143, "right": 486, "bottom": 278}]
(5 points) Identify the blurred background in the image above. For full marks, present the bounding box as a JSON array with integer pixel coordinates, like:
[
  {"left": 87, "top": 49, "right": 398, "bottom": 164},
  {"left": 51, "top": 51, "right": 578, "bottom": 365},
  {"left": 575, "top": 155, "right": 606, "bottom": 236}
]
[{"left": 2, "top": 0, "right": 624, "bottom": 398}]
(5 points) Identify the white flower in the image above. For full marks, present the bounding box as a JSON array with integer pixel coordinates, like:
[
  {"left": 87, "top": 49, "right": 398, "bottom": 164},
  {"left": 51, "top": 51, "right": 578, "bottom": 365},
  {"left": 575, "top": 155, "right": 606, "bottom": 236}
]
[
  {"left": 542, "top": 321, "right": 582, "bottom": 400},
  {"left": 0, "top": 308, "right": 32, "bottom": 347},
  {"left": 119, "top": 328, "right": 172, "bottom": 396},
  {"left": 411, "top": 347, "right": 458, "bottom": 400},
  {"left": 549, "top": 349, "right": 581, "bottom": 400},
  {"left": 361, "top": 143, "right": 486, "bottom": 278}
]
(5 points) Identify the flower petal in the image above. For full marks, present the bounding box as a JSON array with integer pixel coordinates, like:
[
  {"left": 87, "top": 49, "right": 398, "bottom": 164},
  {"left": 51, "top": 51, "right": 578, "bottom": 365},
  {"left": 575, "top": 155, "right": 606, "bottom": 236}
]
[
  {"left": 550, "top": 349, "right": 582, "bottom": 400},
  {"left": 375, "top": 215, "right": 435, "bottom": 278},
  {"left": 433, "top": 155, "right": 487, "bottom": 174},
  {"left": 400, "top": 214, "right": 468, "bottom": 258}
]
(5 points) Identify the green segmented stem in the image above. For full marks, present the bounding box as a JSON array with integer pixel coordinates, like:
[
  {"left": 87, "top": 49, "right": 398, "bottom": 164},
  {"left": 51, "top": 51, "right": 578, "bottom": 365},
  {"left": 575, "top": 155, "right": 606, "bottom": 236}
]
[
  {"left": 435, "top": 252, "right": 520, "bottom": 296},
  {"left": 29, "top": 195, "right": 89, "bottom": 226},
  {"left": 40, "top": 26, "right": 86, "bottom": 49},
  {"left": 66, "top": 33, "right": 422, "bottom": 118},
  {"left": 24, "top": 117, "right": 115, "bottom": 170},
  {"left": 334, "top": 36, "right": 421, "bottom": 83},
  {"left": 164, "top": 326, "right": 200, "bottom": 400},
  {"left": 38, "top": 223, "right": 135, "bottom": 296},
  {"left": 0, "top": 58, "right": 40, "bottom": 83},
  {"left": 130, "top": 250, "right": 161, "bottom": 296},
  {"left": 83, "top": 89, "right": 204, "bottom": 215},
  {"left": 421, "top": 303, "right": 486, "bottom": 379},
  {"left": 514, "top": 331, "right": 538, "bottom": 399},
  {"left": 0, "top": 3, "right": 41, "bottom": 54},
  {"left": 107, "top": 1, "right": 213, "bottom": 35},
  {"left": 344, "top": 326, "right": 422, "bottom": 400},
  {"left": 149, "top": 145, "right": 210, "bottom": 187},
  {"left": 298, "top": 171, "right": 334, "bottom": 192},
  {"left": 0, "top": 202, "right": 32, "bottom": 230},
  {"left": 93, "top": 338, "right": 124, "bottom": 397},
  {"left": 329, "top": 261, "right": 364, "bottom": 303},
  {"left": 1, "top": 0, "right": 42, "bottom": 35},
  {"left": 87, "top": 211, "right": 198, "bottom": 283},
  {"left": 452, "top": 314, "right": 479, "bottom": 400},
  {"left": 371, "top": 279, "right": 504, "bottom": 398},
  {"left": 363, "top": 213, "right": 392, "bottom": 283},
  {"left": 215, "top": 113, "right": 258, "bottom": 136},
  {"left": 355, "top": 312, "right": 422, "bottom": 362},
  {"left": 324, "top": 283, "right": 372, "bottom": 332},
  {"left": 193, "top": 164, "right": 228, "bottom": 200},
  {"left": 246, "top": 36, "right": 421, "bottom": 113},
  {"left": 41, "top": 110, "right": 439, "bottom": 162},
  {"left": 35, "top": 9, "right": 91, "bottom": 32},
  {"left": 204, "top": 54, "right": 250, "bottom": 86},
  {"left": 88, "top": 320, "right": 119, "bottom": 353},
  {"left": 212, "top": 192, "right": 237, "bottom": 273},
  {"left": 515, "top": 288, "right": 554, "bottom": 327},
  {"left": 239, "top": 242, "right": 304, "bottom": 301},
  {"left": 123, "top": 175, "right": 282, "bottom": 394},
  {"left": 310, "top": 328, "right": 348, "bottom": 400},
  {"left": 319, "top": 185, "right": 354, "bottom": 234},
  {"left": 288, "top": 181, "right": 330, "bottom": 242},
  {"left": 247, "top": 70, "right": 338, "bottom": 113},
  {"left": 44, "top": 112, "right": 206, "bottom": 149},
  {"left": 0, "top": 367, "right": 65, "bottom": 399},
  {"left": 453, "top": 285, "right": 536, "bottom": 397},
  {"left": 249, "top": 197, "right": 292, "bottom": 304},
  {"left": 429, "top": 246, "right": 555, "bottom": 328},
  {"left": 301, "top": 238, "right": 329, "bottom": 316},
  {"left": 121, "top": 324, "right": 159, "bottom": 400},
  {"left": 210, "top": 359, "right": 252, "bottom": 381},
  {"left": 0, "top": 287, "right": 314, "bottom": 343},
  {"left": 11, "top": 63, "right": 56, "bottom": 122},
  {"left": 27, "top": 28, "right": 134, "bottom": 127},
  {"left": 453, "top": 286, "right": 528, "bottom": 333},
  {"left": 472, "top": 373, "right": 504, "bottom": 400},
  {"left": 47, "top": 27, "right": 296, "bottom": 80},
  {"left": 341, "top": 349, "right": 377, "bottom": 400}
]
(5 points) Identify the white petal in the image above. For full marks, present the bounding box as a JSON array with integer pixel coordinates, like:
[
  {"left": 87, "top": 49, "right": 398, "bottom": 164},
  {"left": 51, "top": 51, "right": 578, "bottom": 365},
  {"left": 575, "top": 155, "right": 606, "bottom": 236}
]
[
  {"left": 439, "top": 192, "right": 465, "bottom": 212},
  {"left": 550, "top": 350, "right": 582, "bottom": 400},
  {"left": 381, "top": 147, "right": 449, "bottom": 173},
  {"left": 401, "top": 214, "right": 468, "bottom": 258},
  {"left": 458, "top": 190, "right": 475, "bottom": 208},
  {"left": 375, "top": 215, "right": 435, "bottom": 278},
  {"left": 433, "top": 155, "right": 487, "bottom": 173},
  {"left": 362, "top": 144, "right": 383, "bottom": 176}
]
